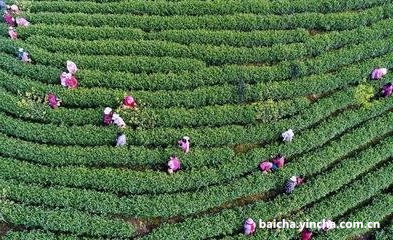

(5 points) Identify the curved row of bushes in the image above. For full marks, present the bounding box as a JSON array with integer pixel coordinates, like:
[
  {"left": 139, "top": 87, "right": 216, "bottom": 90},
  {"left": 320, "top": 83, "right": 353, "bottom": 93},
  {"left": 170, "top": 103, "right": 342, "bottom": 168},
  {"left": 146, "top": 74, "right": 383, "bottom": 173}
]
[
  {"left": 0, "top": 96, "right": 310, "bottom": 147},
  {"left": 4, "top": 231, "right": 90, "bottom": 240},
  {"left": 318, "top": 194, "right": 393, "bottom": 240},
  {"left": 23, "top": 4, "right": 391, "bottom": 31},
  {"left": 16, "top": 24, "right": 310, "bottom": 47},
  {"left": 0, "top": 85, "right": 309, "bottom": 128},
  {"left": 24, "top": 36, "right": 309, "bottom": 66},
  {"left": 0, "top": 38, "right": 206, "bottom": 75},
  {"left": 24, "top": 17, "right": 393, "bottom": 66},
  {"left": 27, "top": 0, "right": 391, "bottom": 16},
  {"left": 0, "top": 132, "right": 235, "bottom": 169},
  {"left": 0, "top": 200, "right": 136, "bottom": 238}
]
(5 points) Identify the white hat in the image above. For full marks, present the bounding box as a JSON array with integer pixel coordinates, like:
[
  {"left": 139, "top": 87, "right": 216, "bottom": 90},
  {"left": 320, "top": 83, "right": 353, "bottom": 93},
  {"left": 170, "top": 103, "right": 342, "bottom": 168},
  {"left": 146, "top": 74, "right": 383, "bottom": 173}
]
[
  {"left": 112, "top": 113, "right": 119, "bottom": 120},
  {"left": 246, "top": 218, "right": 254, "bottom": 224},
  {"left": 104, "top": 107, "right": 112, "bottom": 115},
  {"left": 290, "top": 176, "right": 297, "bottom": 182},
  {"left": 183, "top": 136, "right": 190, "bottom": 141},
  {"left": 381, "top": 68, "right": 388, "bottom": 75},
  {"left": 18, "top": 48, "right": 24, "bottom": 52}
]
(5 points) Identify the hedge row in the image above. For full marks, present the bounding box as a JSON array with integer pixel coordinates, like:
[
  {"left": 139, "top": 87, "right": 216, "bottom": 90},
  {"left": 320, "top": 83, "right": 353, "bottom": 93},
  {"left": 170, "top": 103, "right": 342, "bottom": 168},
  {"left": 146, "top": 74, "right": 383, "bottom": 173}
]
[
  {"left": 0, "top": 39, "right": 206, "bottom": 75},
  {"left": 24, "top": 16, "right": 393, "bottom": 66},
  {"left": 3, "top": 99, "right": 393, "bottom": 218},
  {"left": 23, "top": 4, "right": 391, "bottom": 31},
  {"left": 26, "top": 0, "right": 236, "bottom": 3},
  {"left": 142, "top": 137, "right": 393, "bottom": 239},
  {"left": 0, "top": 87, "right": 100, "bottom": 126},
  {"left": 4, "top": 231, "right": 94, "bottom": 240},
  {"left": 27, "top": 0, "right": 391, "bottom": 16},
  {"left": 0, "top": 85, "right": 310, "bottom": 128},
  {"left": 0, "top": 132, "right": 235, "bottom": 169},
  {"left": 25, "top": 36, "right": 309, "bottom": 66},
  {"left": 17, "top": 24, "right": 310, "bottom": 47},
  {"left": 373, "top": 222, "right": 393, "bottom": 240},
  {"left": 1, "top": 95, "right": 391, "bottom": 197},
  {"left": 0, "top": 201, "right": 136, "bottom": 238},
  {"left": 1, "top": 34, "right": 393, "bottom": 110},
  {"left": 318, "top": 194, "right": 393, "bottom": 240}
]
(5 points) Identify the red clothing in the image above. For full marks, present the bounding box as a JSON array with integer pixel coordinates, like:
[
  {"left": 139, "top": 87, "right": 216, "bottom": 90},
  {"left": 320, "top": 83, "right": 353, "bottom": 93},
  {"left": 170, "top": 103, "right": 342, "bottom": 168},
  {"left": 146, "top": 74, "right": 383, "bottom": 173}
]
[
  {"left": 272, "top": 156, "right": 285, "bottom": 168},
  {"left": 3, "top": 12, "right": 14, "bottom": 26},
  {"left": 66, "top": 76, "right": 78, "bottom": 89},
  {"left": 123, "top": 96, "right": 137, "bottom": 108},
  {"left": 296, "top": 177, "right": 305, "bottom": 185},
  {"left": 301, "top": 229, "right": 313, "bottom": 240}
]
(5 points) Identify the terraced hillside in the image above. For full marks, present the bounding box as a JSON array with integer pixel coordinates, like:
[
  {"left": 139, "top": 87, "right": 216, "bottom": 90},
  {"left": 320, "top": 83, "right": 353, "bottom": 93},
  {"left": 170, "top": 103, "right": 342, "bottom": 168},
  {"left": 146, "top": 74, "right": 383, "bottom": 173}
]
[{"left": 1, "top": 0, "right": 393, "bottom": 239}]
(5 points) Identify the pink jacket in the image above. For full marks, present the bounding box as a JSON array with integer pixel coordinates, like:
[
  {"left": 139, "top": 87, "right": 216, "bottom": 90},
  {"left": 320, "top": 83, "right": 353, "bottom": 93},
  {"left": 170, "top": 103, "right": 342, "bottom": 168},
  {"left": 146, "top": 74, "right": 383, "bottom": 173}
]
[
  {"left": 168, "top": 156, "right": 181, "bottom": 172},
  {"left": 123, "top": 96, "right": 137, "bottom": 108},
  {"left": 47, "top": 93, "right": 61, "bottom": 109},
  {"left": 178, "top": 136, "right": 190, "bottom": 154},
  {"left": 60, "top": 72, "right": 78, "bottom": 89},
  {"left": 8, "top": 27, "right": 17, "bottom": 40},
  {"left": 3, "top": 12, "right": 15, "bottom": 26},
  {"left": 16, "top": 17, "right": 30, "bottom": 27},
  {"left": 103, "top": 107, "right": 113, "bottom": 125},
  {"left": 60, "top": 72, "right": 71, "bottom": 87},
  {"left": 243, "top": 218, "right": 256, "bottom": 235},
  {"left": 272, "top": 156, "right": 285, "bottom": 168},
  {"left": 301, "top": 229, "right": 313, "bottom": 240},
  {"left": 371, "top": 68, "right": 388, "bottom": 80},
  {"left": 66, "top": 76, "right": 78, "bottom": 89},
  {"left": 296, "top": 177, "right": 305, "bottom": 185},
  {"left": 259, "top": 161, "right": 273, "bottom": 172}
]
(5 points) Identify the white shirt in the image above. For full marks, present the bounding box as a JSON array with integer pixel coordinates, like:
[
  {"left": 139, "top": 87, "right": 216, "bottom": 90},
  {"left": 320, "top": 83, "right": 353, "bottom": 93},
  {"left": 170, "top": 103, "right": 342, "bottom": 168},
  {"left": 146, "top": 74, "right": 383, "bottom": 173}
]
[
  {"left": 116, "top": 134, "right": 126, "bottom": 147},
  {"left": 282, "top": 129, "right": 294, "bottom": 142}
]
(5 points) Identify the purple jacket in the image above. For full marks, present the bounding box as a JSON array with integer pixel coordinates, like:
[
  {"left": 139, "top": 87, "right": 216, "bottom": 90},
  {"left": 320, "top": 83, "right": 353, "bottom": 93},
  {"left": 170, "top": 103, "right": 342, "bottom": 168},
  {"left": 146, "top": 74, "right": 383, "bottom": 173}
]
[
  {"left": 382, "top": 84, "right": 393, "bottom": 97},
  {"left": 3, "top": 12, "right": 15, "bottom": 26},
  {"left": 47, "top": 94, "right": 60, "bottom": 109}
]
